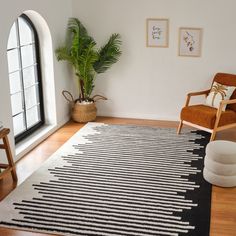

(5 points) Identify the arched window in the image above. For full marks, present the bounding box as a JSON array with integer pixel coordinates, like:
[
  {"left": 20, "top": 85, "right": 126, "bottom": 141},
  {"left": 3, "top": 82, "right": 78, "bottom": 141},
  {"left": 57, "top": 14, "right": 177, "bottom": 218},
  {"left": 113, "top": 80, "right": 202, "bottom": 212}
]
[{"left": 7, "top": 14, "right": 44, "bottom": 143}]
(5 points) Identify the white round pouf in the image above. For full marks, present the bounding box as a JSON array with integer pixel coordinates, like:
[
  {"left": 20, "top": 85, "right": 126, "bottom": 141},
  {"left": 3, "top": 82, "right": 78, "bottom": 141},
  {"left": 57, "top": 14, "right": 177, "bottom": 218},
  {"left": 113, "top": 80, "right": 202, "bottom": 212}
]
[
  {"left": 203, "top": 140, "right": 236, "bottom": 187},
  {"left": 206, "top": 140, "right": 236, "bottom": 164},
  {"left": 203, "top": 169, "right": 236, "bottom": 187}
]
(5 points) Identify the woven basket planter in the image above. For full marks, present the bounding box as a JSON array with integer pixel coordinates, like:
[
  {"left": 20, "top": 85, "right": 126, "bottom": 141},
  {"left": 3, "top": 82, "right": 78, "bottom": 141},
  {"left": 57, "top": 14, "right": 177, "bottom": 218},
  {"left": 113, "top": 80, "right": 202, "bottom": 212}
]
[
  {"left": 72, "top": 102, "right": 97, "bottom": 123},
  {"left": 62, "top": 90, "right": 107, "bottom": 123}
]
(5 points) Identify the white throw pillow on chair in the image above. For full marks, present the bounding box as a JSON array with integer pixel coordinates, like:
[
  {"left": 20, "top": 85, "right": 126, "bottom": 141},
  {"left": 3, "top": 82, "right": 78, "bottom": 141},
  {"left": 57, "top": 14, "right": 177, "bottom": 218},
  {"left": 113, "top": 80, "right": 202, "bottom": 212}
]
[{"left": 205, "top": 82, "right": 236, "bottom": 111}]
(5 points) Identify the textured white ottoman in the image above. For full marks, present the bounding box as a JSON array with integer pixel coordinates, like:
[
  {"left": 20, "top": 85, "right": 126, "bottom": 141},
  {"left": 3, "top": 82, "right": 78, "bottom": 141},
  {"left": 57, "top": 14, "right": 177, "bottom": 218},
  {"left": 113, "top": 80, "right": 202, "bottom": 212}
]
[{"left": 203, "top": 140, "right": 236, "bottom": 187}]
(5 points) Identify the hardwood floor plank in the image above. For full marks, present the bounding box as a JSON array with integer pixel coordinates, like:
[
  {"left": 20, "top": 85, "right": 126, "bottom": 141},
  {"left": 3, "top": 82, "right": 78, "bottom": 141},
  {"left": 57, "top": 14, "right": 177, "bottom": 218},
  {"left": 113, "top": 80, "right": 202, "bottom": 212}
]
[{"left": 0, "top": 117, "right": 235, "bottom": 236}]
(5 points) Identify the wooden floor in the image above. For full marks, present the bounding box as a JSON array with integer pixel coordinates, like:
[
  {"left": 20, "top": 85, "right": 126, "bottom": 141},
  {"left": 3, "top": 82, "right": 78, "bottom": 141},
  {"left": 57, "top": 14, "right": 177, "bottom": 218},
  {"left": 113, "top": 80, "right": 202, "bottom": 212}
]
[{"left": 0, "top": 117, "right": 236, "bottom": 236}]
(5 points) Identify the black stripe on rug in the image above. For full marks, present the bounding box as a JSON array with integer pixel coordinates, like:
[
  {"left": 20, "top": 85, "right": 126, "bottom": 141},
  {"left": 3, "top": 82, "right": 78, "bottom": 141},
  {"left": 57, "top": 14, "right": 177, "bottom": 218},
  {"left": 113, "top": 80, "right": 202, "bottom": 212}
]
[{"left": 0, "top": 124, "right": 211, "bottom": 236}]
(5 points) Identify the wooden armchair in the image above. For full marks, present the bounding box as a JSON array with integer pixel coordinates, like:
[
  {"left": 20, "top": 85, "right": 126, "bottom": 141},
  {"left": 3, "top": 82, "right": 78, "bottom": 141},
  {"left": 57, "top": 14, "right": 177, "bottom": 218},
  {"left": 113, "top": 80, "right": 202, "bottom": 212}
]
[{"left": 177, "top": 73, "right": 236, "bottom": 141}]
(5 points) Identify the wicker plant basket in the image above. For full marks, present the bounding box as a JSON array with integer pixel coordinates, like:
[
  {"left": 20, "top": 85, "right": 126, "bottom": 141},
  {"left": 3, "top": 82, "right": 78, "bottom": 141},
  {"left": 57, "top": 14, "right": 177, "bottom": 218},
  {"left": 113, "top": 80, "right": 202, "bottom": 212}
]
[{"left": 62, "top": 90, "right": 107, "bottom": 123}]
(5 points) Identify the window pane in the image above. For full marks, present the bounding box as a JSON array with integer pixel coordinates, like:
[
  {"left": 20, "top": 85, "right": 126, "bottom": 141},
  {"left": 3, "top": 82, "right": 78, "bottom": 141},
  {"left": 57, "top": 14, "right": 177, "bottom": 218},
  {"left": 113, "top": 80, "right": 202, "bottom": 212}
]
[
  {"left": 26, "top": 106, "right": 40, "bottom": 128},
  {"left": 7, "top": 22, "right": 18, "bottom": 50},
  {"left": 24, "top": 85, "right": 38, "bottom": 109},
  {"left": 23, "top": 66, "right": 37, "bottom": 88},
  {"left": 9, "top": 71, "right": 22, "bottom": 94},
  {"left": 21, "top": 45, "right": 35, "bottom": 68},
  {"left": 11, "top": 92, "right": 24, "bottom": 116},
  {"left": 18, "top": 17, "right": 34, "bottom": 45},
  {"left": 7, "top": 15, "right": 44, "bottom": 142},
  {"left": 13, "top": 113, "right": 26, "bottom": 136},
  {"left": 7, "top": 49, "right": 19, "bottom": 73}
]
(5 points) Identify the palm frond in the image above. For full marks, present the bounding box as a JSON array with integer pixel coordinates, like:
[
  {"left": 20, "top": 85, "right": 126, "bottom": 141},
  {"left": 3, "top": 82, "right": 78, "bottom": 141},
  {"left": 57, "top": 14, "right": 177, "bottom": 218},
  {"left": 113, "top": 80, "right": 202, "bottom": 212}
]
[
  {"left": 67, "top": 18, "right": 87, "bottom": 37},
  {"left": 78, "top": 42, "right": 98, "bottom": 98},
  {"left": 55, "top": 46, "right": 75, "bottom": 65},
  {"left": 67, "top": 18, "right": 95, "bottom": 56},
  {"left": 70, "top": 29, "right": 79, "bottom": 59},
  {"left": 78, "top": 42, "right": 98, "bottom": 77},
  {"left": 93, "top": 33, "right": 122, "bottom": 74}
]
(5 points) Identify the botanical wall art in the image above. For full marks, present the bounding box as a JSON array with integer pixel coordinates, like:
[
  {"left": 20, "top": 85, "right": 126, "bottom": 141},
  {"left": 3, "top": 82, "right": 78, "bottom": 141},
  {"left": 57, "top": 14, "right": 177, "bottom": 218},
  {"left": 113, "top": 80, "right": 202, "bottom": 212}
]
[
  {"left": 146, "top": 18, "right": 169, "bottom": 47},
  {"left": 179, "top": 27, "right": 202, "bottom": 57}
]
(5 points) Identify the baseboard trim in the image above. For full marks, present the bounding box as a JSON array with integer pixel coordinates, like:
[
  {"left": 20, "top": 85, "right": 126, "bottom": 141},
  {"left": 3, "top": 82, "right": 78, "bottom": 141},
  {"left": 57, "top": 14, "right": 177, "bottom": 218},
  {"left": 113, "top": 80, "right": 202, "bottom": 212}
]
[{"left": 97, "top": 111, "right": 179, "bottom": 122}]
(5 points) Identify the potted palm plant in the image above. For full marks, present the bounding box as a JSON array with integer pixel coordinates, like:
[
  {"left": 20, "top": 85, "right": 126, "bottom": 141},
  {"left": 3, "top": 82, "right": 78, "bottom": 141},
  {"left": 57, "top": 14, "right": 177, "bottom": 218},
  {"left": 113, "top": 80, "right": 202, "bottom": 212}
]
[{"left": 55, "top": 18, "right": 122, "bottom": 122}]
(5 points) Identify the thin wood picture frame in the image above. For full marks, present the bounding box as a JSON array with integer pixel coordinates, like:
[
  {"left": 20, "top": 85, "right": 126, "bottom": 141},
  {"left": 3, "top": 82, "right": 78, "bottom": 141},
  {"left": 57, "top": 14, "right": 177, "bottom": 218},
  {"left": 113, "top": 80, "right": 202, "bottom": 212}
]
[
  {"left": 178, "top": 27, "right": 202, "bottom": 57},
  {"left": 146, "top": 18, "right": 169, "bottom": 48}
]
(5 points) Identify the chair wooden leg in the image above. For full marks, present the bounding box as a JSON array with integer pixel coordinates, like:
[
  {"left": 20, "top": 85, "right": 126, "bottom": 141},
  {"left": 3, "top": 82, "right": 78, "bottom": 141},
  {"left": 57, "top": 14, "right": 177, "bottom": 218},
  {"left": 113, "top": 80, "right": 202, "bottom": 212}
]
[
  {"left": 3, "top": 136, "right": 18, "bottom": 182},
  {"left": 210, "top": 129, "right": 217, "bottom": 141},
  {"left": 177, "top": 120, "right": 183, "bottom": 134},
  {"left": 210, "top": 107, "right": 222, "bottom": 142}
]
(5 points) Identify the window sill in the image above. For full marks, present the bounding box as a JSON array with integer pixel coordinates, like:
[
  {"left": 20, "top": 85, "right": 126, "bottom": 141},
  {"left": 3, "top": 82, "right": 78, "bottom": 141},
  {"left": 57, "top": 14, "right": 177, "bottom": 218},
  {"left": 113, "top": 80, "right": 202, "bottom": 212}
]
[{"left": 15, "top": 124, "right": 57, "bottom": 162}]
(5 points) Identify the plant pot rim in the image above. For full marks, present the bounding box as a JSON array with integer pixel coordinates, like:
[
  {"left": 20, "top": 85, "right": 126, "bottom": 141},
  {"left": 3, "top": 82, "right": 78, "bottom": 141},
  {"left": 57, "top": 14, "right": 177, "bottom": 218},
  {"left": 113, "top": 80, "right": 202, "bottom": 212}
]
[{"left": 76, "top": 101, "right": 94, "bottom": 105}]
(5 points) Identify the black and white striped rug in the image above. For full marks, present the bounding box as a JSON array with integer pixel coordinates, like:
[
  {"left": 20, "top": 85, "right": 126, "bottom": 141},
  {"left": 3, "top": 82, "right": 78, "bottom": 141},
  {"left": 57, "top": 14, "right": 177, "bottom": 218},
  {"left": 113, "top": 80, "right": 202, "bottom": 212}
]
[{"left": 0, "top": 123, "right": 211, "bottom": 236}]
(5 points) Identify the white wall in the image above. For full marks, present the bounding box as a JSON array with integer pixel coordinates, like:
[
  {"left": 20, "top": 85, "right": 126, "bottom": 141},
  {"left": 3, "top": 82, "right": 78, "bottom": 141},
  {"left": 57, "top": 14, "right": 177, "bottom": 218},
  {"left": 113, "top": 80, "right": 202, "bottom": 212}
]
[
  {"left": 1, "top": 0, "right": 236, "bottom": 161},
  {"left": 0, "top": 0, "right": 73, "bottom": 160},
  {"left": 71, "top": 0, "right": 236, "bottom": 120}
]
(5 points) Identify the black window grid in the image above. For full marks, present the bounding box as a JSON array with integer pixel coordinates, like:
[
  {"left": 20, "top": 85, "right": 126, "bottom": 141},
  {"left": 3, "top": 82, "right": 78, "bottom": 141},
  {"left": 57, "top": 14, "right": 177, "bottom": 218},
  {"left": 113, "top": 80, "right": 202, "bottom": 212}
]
[{"left": 7, "top": 14, "right": 45, "bottom": 143}]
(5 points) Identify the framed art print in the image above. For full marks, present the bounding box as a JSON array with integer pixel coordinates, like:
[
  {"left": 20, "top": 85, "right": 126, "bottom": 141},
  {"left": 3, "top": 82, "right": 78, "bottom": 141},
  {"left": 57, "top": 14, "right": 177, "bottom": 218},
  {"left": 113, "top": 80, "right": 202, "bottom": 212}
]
[
  {"left": 179, "top": 27, "right": 202, "bottom": 57},
  {"left": 146, "top": 18, "right": 169, "bottom": 48}
]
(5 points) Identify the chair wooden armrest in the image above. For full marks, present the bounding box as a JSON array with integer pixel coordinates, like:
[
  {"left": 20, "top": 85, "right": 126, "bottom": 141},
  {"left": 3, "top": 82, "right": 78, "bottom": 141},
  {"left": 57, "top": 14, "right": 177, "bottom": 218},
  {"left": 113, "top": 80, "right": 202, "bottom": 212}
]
[
  {"left": 211, "top": 99, "right": 236, "bottom": 140},
  {"left": 185, "top": 89, "right": 211, "bottom": 107},
  {"left": 220, "top": 98, "right": 236, "bottom": 105},
  {"left": 187, "top": 89, "right": 211, "bottom": 97},
  {"left": 215, "top": 99, "right": 236, "bottom": 118}
]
